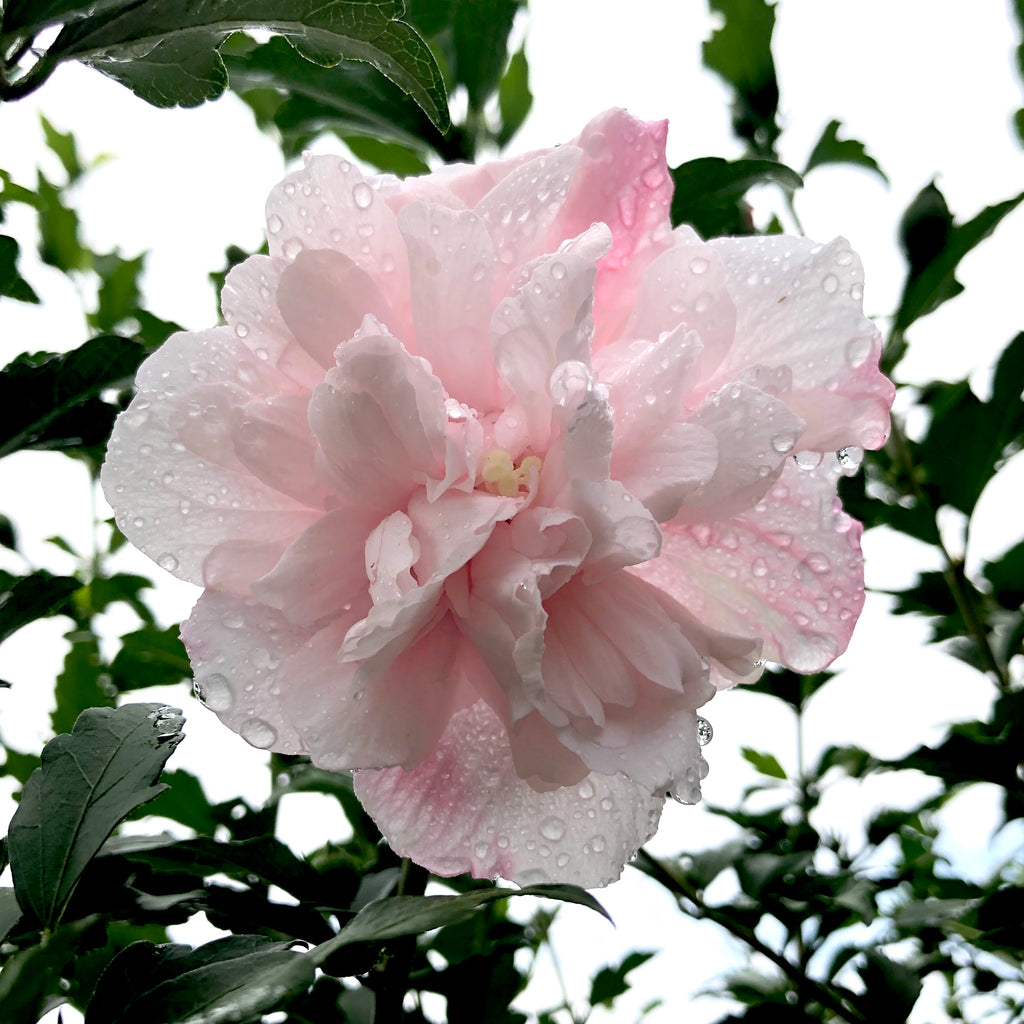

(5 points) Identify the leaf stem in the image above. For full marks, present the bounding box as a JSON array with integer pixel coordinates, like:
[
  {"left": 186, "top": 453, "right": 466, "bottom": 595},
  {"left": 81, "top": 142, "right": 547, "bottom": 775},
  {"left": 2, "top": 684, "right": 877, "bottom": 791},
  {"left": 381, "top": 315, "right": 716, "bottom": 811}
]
[
  {"left": 0, "top": 48, "right": 59, "bottom": 101},
  {"left": 371, "top": 858, "right": 428, "bottom": 1024},
  {"left": 887, "top": 416, "right": 1009, "bottom": 690},
  {"left": 635, "top": 848, "right": 868, "bottom": 1023}
]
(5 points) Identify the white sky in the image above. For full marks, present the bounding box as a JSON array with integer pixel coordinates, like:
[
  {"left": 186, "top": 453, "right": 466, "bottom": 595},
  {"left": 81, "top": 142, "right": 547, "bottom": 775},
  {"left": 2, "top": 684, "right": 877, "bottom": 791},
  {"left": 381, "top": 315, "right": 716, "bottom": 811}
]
[{"left": 1, "top": 2, "right": 1023, "bottom": 1022}]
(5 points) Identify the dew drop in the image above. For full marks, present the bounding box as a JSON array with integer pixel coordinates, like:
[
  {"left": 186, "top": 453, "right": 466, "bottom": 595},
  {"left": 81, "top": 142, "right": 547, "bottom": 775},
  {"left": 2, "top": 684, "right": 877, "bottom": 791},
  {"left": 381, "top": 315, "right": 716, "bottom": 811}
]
[
  {"left": 539, "top": 815, "right": 565, "bottom": 841},
  {"left": 850, "top": 281, "right": 864, "bottom": 302},
  {"left": 696, "top": 716, "right": 713, "bottom": 746},
  {"left": 474, "top": 841, "right": 489, "bottom": 859},
  {"left": 221, "top": 610, "right": 245, "bottom": 629},
  {"left": 591, "top": 834, "right": 606, "bottom": 853},
  {"left": 241, "top": 718, "right": 278, "bottom": 749},
  {"left": 197, "top": 672, "right": 232, "bottom": 711},
  {"left": 689, "top": 256, "right": 709, "bottom": 275},
  {"left": 752, "top": 557, "right": 768, "bottom": 578},
  {"left": 556, "top": 852, "right": 570, "bottom": 867},
  {"left": 266, "top": 214, "right": 283, "bottom": 235},
  {"left": 821, "top": 273, "right": 839, "bottom": 294},
  {"left": 282, "top": 237, "right": 303, "bottom": 260},
  {"left": 157, "top": 552, "right": 179, "bottom": 572},
  {"left": 771, "top": 432, "right": 796, "bottom": 454},
  {"left": 352, "top": 182, "right": 374, "bottom": 209},
  {"left": 234, "top": 323, "right": 250, "bottom": 339},
  {"left": 845, "top": 336, "right": 872, "bottom": 368},
  {"left": 577, "top": 779, "right": 595, "bottom": 800}
]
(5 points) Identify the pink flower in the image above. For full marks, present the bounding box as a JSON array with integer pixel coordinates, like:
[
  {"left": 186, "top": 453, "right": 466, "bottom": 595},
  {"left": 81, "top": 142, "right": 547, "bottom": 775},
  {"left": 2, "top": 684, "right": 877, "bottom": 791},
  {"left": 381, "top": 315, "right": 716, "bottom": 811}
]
[{"left": 102, "top": 109, "right": 893, "bottom": 888}]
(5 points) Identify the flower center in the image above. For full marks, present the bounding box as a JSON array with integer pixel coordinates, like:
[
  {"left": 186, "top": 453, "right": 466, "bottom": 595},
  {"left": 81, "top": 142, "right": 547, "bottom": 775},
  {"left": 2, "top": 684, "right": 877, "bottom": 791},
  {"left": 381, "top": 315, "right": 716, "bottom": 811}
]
[{"left": 479, "top": 448, "right": 541, "bottom": 497}]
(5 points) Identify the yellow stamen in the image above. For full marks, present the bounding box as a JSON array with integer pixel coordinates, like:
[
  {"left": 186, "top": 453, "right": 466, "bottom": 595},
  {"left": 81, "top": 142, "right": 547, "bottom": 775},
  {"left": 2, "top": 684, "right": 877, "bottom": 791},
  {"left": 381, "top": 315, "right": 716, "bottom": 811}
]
[{"left": 480, "top": 449, "right": 541, "bottom": 496}]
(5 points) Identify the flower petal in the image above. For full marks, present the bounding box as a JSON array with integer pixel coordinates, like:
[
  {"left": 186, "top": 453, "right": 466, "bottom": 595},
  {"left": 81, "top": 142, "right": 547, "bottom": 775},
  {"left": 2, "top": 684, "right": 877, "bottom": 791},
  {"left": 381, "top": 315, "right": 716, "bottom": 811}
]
[
  {"left": 308, "top": 319, "right": 447, "bottom": 510},
  {"left": 708, "top": 235, "right": 893, "bottom": 449},
  {"left": 354, "top": 700, "right": 664, "bottom": 888},
  {"left": 632, "top": 458, "right": 866, "bottom": 673},
  {"left": 398, "top": 202, "right": 498, "bottom": 410}
]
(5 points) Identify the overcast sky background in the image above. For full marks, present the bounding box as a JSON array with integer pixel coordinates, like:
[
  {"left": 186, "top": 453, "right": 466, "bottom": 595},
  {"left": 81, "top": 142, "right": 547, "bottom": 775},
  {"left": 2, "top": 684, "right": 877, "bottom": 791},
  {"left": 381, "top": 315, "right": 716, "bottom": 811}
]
[{"left": 2, "top": 2, "right": 1023, "bottom": 1022}]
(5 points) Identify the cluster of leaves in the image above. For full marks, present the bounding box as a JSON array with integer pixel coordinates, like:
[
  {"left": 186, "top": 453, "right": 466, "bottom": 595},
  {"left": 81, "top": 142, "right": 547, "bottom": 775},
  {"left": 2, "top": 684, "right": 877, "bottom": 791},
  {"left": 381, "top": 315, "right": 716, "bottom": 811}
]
[{"left": 2, "top": 0, "right": 1023, "bottom": 1022}]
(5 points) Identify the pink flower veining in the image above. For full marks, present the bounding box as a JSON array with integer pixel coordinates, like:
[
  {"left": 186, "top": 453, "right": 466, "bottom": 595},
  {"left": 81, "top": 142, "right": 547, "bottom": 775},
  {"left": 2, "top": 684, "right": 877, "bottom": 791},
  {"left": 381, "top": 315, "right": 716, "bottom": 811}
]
[{"left": 102, "top": 109, "right": 894, "bottom": 888}]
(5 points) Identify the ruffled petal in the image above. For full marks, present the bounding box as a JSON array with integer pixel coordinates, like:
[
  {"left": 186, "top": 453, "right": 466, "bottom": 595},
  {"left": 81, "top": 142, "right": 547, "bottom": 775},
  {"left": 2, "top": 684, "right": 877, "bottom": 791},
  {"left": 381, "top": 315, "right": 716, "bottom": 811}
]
[
  {"left": 634, "top": 458, "right": 866, "bottom": 673},
  {"left": 276, "top": 249, "right": 404, "bottom": 368},
  {"left": 707, "top": 235, "right": 893, "bottom": 449},
  {"left": 308, "top": 319, "right": 447, "bottom": 511},
  {"left": 264, "top": 155, "right": 409, "bottom": 302},
  {"left": 398, "top": 203, "right": 498, "bottom": 410},
  {"left": 354, "top": 700, "right": 664, "bottom": 888},
  {"left": 675, "top": 380, "right": 805, "bottom": 521},
  {"left": 251, "top": 505, "right": 379, "bottom": 627}
]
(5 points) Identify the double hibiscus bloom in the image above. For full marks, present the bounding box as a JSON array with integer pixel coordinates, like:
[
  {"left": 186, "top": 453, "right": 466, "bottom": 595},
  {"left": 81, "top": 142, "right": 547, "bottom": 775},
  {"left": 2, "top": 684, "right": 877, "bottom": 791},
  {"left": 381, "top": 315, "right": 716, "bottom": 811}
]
[{"left": 103, "top": 109, "right": 893, "bottom": 887}]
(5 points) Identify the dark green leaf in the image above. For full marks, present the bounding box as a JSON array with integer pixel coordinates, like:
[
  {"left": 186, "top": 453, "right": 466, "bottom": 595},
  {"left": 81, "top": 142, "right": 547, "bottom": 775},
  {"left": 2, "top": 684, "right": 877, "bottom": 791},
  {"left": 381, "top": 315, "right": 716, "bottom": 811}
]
[
  {"left": 0, "top": 887, "right": 22, "bottom": 943},
  {"left": 52, "top": 629, "right": 112, "bottom": 735},
  {"left": 225, "top": 34, "right": 446, "bottom": 159},
  {"left": 589, "top": 950, "right": 656, "bottom": 1007},
  {"left": 35, "top": 169, "right": 89, "bottom": 271},
  {"left": 91, "top": 251, "right": 146, "bottom": 331},
  {"left": 312, "top": 884, "right": 610, "bottom": 964},
  {"left": 86, "top": 936, "right": 313, "bottom": 1024},
  {"left": 129, "top": 769, "right": 219, "bottom": 834},
  {"left": 984, "top": 538, "right": 1024, "bottom": 609},
  {"left": 0, "top": 915, "right": 105, "bottom": 1024},
  {"left": 452, "top": 0, "right": 518, "bottom": 111},
  {"left": 804, "top": 119, "right": 887, "bottom": 182},
  {"left": 894, "top": 189, "right": 1024, "bottom": 334},
  {"left": 0, "top": 234, "right": 39, "bottom": 303},
  {"left": 0, "top": 513, "right": 14, "bottom": 549},
  {"left": 740, "top": 746, "right": 787, "bottom": 779},
  {"left": 135, "top": 310, "right": 184, "bottom": 350},
  {"left": 109, "top": 624, "right": 190, "bottom": 692},
  {"left": 670, "top": 157, "right": 801, "bottom": 237},
  {"left": 894, "top": 897, "right": 983, "bottom": 929},
  {"left": 0, "top": 0, "right": 130, "bottom": 38},
  {"left": 8, "top": 702, "right": 184, "bottom": 928},
  {"left": 0, "top": 334, "right": 145, "bottom": 458},
  {"left": 859, "top": 950, "right": 922, "bottom": 1023},
  {"left": 496, "top": 46, "right": 531, "bottom": 148},
  {"left": 40, "top": 114, "right": 86, "bottom": 182},
  {"left": 917, "top": 333, "right": 1024, "bottom": 514},
  {"left": 0, "top": 745, "right": 39, "bottom": 785},
  {"left": 343, "top": 134, "right": 430, "bottom": 176},
  {"left": 51, "top": 0, "right": 450, "bottom": 129},
  {"left": 702, "top": 0, "right": 780, "bottom": 157},
  {"left": 0, "top": 571, "right": 79, "bottom": 644}
]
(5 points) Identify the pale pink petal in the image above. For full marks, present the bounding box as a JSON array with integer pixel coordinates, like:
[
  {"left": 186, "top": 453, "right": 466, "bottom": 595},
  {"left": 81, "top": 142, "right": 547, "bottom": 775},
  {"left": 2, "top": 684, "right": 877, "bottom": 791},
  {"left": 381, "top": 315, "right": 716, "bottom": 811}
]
[
  {"left": 492, "top": 241, "right": 601, "bottom": 449},
  {"left": 365, "top": 511, "right": 420, "bottom": 604},
  {"left": 475, "top": 146, "right": 583, "bottom": 277},
  {"left": 275, "top": 249, "right": 405, "bottom": 368},
  {"left": 633, "top": 458, "right": 866, "bottom": 673},
  {"left": 221, "top": 255, "right": 324, "bottom": 390},
  {"left": 102, "top": 369, "right": 318, "bottom": 586},
  {"left": 623, "top": 237, "right": 738, "bottom": 384},
  {"left": 398, "top": 203, "right": 498, "bottom": 410},
  {"left": 251, "top": 505, "right": 379, "bottom": 627},
  {"left": 675, "top": 381, "right": 805, "bottom": 521},
  {"left": 707, "top": 235, "right": 893, "bottom": 449},
  {"left": 354, "top": 700, "right": 664, "bottom": 888},
  {"left": 229, "top": 393, "right": 332, "bottom": 509},
  {"left": 264, "top": 155, "right": 409, "bottom": 300},
  {"left": 308, "top": 320, "right": 447, "bottom": 510}
]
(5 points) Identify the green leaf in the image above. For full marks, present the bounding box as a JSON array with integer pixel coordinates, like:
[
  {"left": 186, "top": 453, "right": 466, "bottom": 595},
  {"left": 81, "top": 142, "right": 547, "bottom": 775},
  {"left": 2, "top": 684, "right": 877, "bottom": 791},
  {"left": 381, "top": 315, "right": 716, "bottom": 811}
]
[
  {"left": 343, "top": 134, "right": 430, "bottom": 176},
  {"left": 0, "top": 915, "right": 105, "bottom": 1024},
  {"left": 0, "top": 0, "right": 130, "bottom": 39},
  {"left": 50, "top": 0, "right": 450, "bottom": 129},
  {"left": 917, "top": 333, "right": 1024, "bottom": 514},
  {"left": 7, "top": 702, "right": 184, "bottom": 928},
  {"left": 589, "top": 950, "right": 656, "bottom": 1007},
  {"left": 859, "top": 950, "right": 922, "bottom": 1024},
  {"left": 702, "top": 0, "right": 780, "bottom": 157},
  {"left": 51, "top": 629, "right": 113, "bottom": 735},
  {"left": 670, "top": 157, "right": 802, "bottom": 237},
  {"left": 0, "top": 234, "right": 39, "bottom": 303},
  {"left": 0, "top": 571, "right": 79, "bottom": 644},
  {"left": 128, "top": 769, "right": 219, "bottom": 834},
  {"left": 224, "top": 33, "right": 446, "bottom": 159},
  {"left": 804, "top": 118, "right": 887, "bottom": 183},
  {"left": 740, "top": 746, "right": 787, "bottom": 779},
  {"left": 85, "top": 936, "right": 314, "bottom": 1024},
  {"left": 311, "top": 884, "right": 611, "bottom": 965},
  {"left": 0, "top": 887, "right": 22, "bottom": 943},
  {"left": 35, "top": 169, "right": 89, "bottom": 271},
  {"left": 91, "top": 251, "right": 146, "bottom": 332},
  {"left": 109, "top": 624, "right": 190, "bottom": 692},
  {"left": 496, "top": 46, "right": 531, "bottom": 148},
  {"left": 452, "top": 0, "right": 519, "bottom": 112},
  {"left": 40, "top": 114, "right": 86, "bottom": 182},
  {"left": 0, "top": 512, "right": 15, "bottom": 549},
  {"left": 0, "top": 334, "right": 145, "bottom": 459},
  {"left": 984, "top": 537, "right": 1024, "bottom": 609},
  {"left": 894, "top": 188, "right": 1024, "bottom": 334}
]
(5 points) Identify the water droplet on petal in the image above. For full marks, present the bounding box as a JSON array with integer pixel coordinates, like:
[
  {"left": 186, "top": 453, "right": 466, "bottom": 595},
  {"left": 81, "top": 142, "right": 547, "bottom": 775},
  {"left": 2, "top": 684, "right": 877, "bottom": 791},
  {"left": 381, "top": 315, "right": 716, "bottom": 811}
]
[
  {"left": 539, "top": 815, "right": 565, "bottom": 841},
  {"left": 696, "top": 716, "right": 713, "bottom": 746},
  {"left": 196, "top": 672, "right": 232, "bottom": 712},
  {"left": 157, "top": 552, "right": 178, "bottom": 572},
  {"left": 821, "top": 273, "right": 839, "bottom": 294},
  {"left": 241, "top": 718, "right": 277, "bottom": 749},
  {"left": 352, "top": 182, "right": 374, "bottom": 209},
  {"left": 689, "top": 256, "right": 709, "bottom": 275},
  {"left": 266, "top": 214, "right": 283, "bottom": 235}
]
